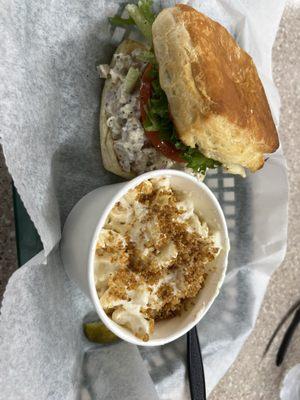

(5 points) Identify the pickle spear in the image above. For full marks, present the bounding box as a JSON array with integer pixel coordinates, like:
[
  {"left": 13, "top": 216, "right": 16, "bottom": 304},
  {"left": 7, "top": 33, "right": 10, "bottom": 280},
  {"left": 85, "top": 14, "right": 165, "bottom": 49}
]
[{"left": 83, "top": 321, "right": 119, "bottom": 344}]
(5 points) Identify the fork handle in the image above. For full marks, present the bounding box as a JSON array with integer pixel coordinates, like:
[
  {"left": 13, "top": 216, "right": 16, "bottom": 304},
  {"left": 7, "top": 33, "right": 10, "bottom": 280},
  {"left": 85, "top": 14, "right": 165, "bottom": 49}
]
[
  {"left": 276, "top": 307, "right": 300, "bottom": 366},
  {"left": 187, "top": 327, "right": 206, "bottom": 400}
]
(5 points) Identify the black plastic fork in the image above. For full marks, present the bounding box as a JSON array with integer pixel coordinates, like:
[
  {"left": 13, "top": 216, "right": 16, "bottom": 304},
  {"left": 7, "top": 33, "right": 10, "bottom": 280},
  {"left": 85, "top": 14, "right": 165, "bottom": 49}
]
[
  {"left": 187, "top": 327, "right": 206, "bottom": 400},
  {"left": 264, "top": 299, "right": 300, "bottom": 366}
]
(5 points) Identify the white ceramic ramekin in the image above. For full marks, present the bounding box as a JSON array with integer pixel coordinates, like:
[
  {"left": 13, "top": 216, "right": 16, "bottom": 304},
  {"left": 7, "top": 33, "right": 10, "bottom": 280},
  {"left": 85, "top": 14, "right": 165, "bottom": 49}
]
[{"left": 60, "top": 169, "right": 229, "bottom": 346}]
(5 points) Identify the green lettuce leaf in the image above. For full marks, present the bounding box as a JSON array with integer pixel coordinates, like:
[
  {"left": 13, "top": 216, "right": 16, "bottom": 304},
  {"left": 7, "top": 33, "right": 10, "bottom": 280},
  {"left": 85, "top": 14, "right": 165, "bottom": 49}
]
[
  {"left": 137, "top": 0, "right": 155, "bottom": 23},
  {"left": 108, "top": 16, "right": 135, "bottom": 27},
  {"left": 126, "top": 4, "right": 153, "bottom": 41},
  {"left": 183, "top": 148, "right": 221, "bottom": 174},
  {"left": 109, "top": 1, "right": 155, "bottom": 41}
]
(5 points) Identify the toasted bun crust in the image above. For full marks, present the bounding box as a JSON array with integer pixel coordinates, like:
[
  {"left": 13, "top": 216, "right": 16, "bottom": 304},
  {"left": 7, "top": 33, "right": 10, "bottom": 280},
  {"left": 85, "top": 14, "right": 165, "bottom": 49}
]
[
  {"left": 152, "top": 4, "right": 279, "bottom": 171},
  {"left": 100, "top": 40, "right": 146, "bottom": 179}
]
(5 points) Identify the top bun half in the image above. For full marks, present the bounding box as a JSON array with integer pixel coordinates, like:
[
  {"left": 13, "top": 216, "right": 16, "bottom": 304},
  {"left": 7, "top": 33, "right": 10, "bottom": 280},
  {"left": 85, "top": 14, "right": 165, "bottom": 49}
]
[{"left": 152, "top": 4, "right": 279, "bottom": 171}]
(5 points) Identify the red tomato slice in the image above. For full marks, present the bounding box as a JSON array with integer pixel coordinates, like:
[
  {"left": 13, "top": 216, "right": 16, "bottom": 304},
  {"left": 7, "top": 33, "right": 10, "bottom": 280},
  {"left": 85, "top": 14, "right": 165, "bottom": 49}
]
[{"left": 140, "top": 64, "right": 184, "bottom": 163}]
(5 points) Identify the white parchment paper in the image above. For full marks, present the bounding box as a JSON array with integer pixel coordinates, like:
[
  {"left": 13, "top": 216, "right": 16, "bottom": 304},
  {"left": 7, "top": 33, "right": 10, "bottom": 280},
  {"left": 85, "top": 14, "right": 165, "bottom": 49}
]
[
  {"left": 0, "top": 0, "right": 288, "bottom": 399},
  {"left": 280, "top": 364, "right": 300, "bottom": 400}
]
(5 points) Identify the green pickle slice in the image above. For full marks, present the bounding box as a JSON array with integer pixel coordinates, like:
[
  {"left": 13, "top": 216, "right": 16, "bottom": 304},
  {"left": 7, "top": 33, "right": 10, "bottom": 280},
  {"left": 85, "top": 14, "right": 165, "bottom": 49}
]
[{"left": 83, "top": 321, "right": 119, "bottom": 344}]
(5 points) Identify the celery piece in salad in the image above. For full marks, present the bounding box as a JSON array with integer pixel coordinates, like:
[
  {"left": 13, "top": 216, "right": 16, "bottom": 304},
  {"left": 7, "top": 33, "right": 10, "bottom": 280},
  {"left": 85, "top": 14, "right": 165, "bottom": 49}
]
[
  {"left": 126, "top": 4, "right": 153, "bottom": 41},
  {"left": 123, "top": 67, "right": 140, "bottom": 93},
  {"left": 136, "top": 50, "right": 157, "bottom": 64}
]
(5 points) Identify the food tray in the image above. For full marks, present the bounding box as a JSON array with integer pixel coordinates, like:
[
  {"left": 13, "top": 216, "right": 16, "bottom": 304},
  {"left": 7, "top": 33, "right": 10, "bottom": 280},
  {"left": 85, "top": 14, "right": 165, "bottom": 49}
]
[{"left": 139, "top": 169, "right": 253, "bottom": 397}]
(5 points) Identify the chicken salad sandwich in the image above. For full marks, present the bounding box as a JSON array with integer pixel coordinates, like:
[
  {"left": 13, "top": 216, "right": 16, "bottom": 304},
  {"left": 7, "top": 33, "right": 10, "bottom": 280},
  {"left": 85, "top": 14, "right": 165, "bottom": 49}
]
[{"left": 98, "top": 1, "right": 279, "bottom": 179}]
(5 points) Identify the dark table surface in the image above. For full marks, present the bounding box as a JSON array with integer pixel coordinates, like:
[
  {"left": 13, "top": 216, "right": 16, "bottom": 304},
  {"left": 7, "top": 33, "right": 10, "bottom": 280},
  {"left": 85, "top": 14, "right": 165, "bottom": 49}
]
[{"left": 13, "top": 186, "right": 42, "bottom": 267}]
